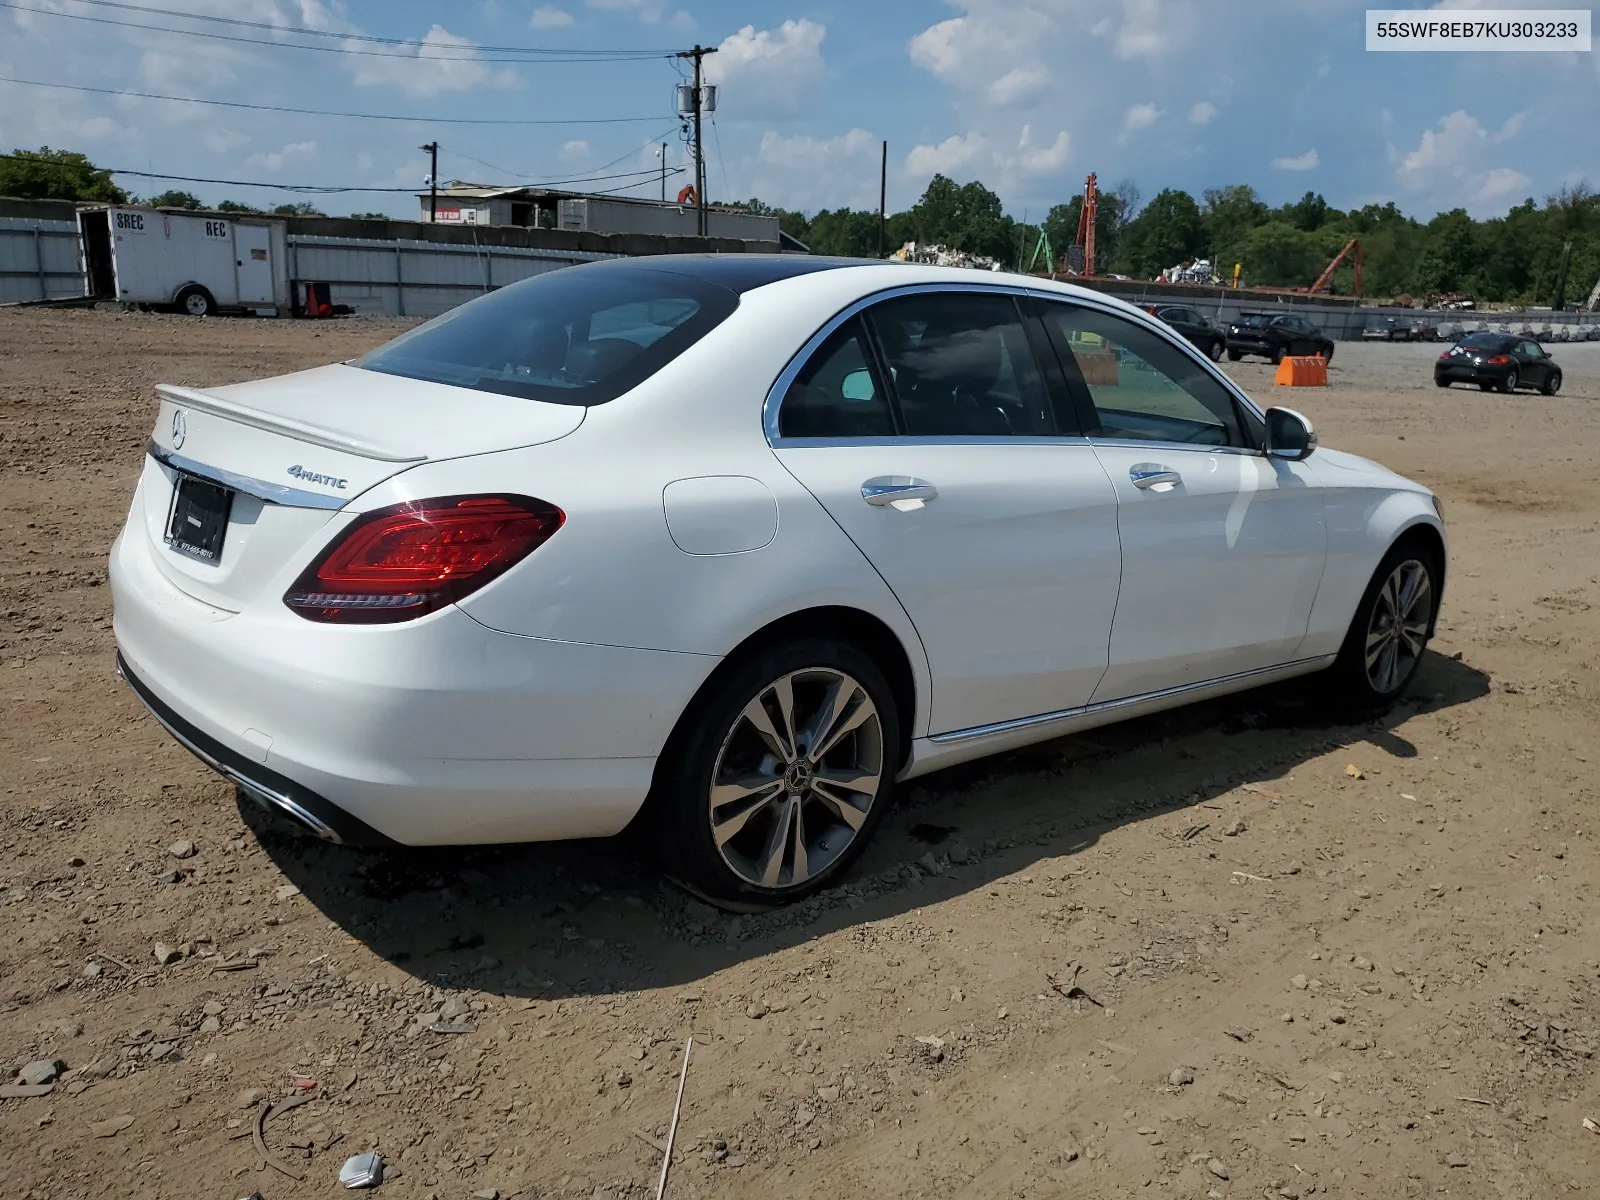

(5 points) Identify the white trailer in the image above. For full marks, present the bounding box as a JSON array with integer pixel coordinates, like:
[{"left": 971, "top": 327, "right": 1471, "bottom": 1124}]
[{"left": 78, "top": 206, "right": 290, "bottom": 315}]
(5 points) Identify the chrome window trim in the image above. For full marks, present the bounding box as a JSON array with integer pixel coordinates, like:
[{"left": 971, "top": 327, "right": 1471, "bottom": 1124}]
[
  {"left": 762, "top": 280, "right": 1269, "bottom": 450},
  {"left": 147, "top": 440, "right": 348, "bottom": 511},
  {"left": 928, "top": 654, "right": 1334, "bottom": 745}
]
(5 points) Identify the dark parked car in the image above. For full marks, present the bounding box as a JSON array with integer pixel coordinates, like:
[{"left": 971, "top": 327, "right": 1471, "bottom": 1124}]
[
  {"left": 1407, "top": 318, "right": 1438, "bottom": 342},
  {"left": 1143, "top": 303, "right": 1226, "bottom": 360},
  {"left": 1226, "top": 312, "right": 1336, "bottom": 364},
  {"left": 1434, "top": 332, "right": 1562, "bottom": 394},
  {"left": 1362, "top": 316, "right": 1407, "bottom": 342}
]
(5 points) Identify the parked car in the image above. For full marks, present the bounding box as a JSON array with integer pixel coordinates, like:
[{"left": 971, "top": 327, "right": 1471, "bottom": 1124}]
[
  {"left": 1434, "top": 331, "right": 1562, "bottom": 394},
  {"left": 1362, "top": 316, "right": 1408, "bottom": 342},
  {"left": 1226, "top": 312, "right": 1337, "bottom": 363},
  {"left": 111, "top": 257, "right": 1445, "bottom": 906},
  {"left": 1143, "top": 303, "right": 1226, "bottom": 360},
  {"left": 1407, "top": 319, "right": 1438, "bottom": 342},
  {"left": 1588, "top": 326, "right": 1600, "bottom": 341}
]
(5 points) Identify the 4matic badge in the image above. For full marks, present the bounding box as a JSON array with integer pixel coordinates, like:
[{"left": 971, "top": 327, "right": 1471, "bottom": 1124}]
[{"left": 287, "top": 464, "right": 348, "bottom": 490}]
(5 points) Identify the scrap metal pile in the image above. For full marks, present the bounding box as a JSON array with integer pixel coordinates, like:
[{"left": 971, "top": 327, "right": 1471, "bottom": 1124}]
[{"left": 891, "top": 242, "right": 1004, "bottom": 271}]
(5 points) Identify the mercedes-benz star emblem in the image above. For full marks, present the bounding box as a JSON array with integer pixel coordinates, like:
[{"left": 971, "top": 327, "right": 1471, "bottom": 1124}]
[{"left": 171, "top": 409, "right": 187, "bottom": 450}]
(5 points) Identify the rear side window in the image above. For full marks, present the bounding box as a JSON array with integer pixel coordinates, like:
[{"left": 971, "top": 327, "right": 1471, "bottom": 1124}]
[
  {"left": 868, "top": 292, "right": 1055, "bottom": 437},
  {"left": 777, "top": 318, "right": 896, "bottom": 438},
  {"left": 355, "top": 264, "right": 737, "bottom": 405}
]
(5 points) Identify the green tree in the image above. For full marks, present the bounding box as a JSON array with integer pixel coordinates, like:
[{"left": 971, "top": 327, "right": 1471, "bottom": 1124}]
[
  {"left": 1283, "top": 191, "right": 1334, "bottom": 232},
  {"left": 1234, "top": 221, "right": 1334, "bottom": 287},
  {"left": 1042, "top": 191, "right": 1126, "bottom": 271},
  {"left": 906, "top": 175, "right": 1014, "bottom": 261},
  {"left": 0, "top": 146, "right": 127, "bottom": 202},
  {"left": 143, "top": 190, "right": 202, "bottom": 209},
  {"left": 216, "top": 199, "right": 265, "bottom": 214},
  {"left": 1203, "top": 185, "right": 1269, "bottom": 255},
  {"left": 347, "top": 211, "right": 390, "bottom": 220},
  {"left": 1117, "top": 188, "right": 1205, "bottom": 277},
  {"left": 1414, "top": 208, "right": 1476, "bottom": 294},
  {"left": 272, "top": 201, "right": 326, "bottom": 216}
]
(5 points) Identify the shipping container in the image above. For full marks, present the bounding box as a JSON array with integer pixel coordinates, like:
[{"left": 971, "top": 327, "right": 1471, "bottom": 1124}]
[{"left": 77, "top": 206, "right": 291, "bottom": 315}]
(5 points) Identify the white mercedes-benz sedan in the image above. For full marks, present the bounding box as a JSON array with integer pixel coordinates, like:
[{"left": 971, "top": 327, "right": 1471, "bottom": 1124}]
[{"left": 111, "top": 256, "right": 1445, "bottom": 905}]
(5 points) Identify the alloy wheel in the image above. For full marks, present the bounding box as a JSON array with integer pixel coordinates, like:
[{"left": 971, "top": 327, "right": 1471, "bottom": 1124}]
[
  {"left": 707, "top": 667, "right": 884, "bottom": 891},
  {"left": 1364, "top": 559, "right": 1432, "bottom": 694}
]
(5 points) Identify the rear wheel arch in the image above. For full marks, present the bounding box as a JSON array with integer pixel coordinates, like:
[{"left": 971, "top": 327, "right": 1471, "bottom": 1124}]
[{"left": 704, "top": 606, "right": 918, "bottom": 772}]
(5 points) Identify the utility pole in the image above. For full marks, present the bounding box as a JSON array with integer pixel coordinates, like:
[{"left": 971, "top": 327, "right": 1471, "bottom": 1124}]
[
  {"left": 660, "top": 142, "right": 667, "bottom": 203},
  {"left": 675, "top": 44, "right": 717, "bottom": 237},
  {"left": 877, "top": 140, "right": 887, "bottom": 258},
  {"left": 420, "top": 141, "right": 439, "bottom": 222}
]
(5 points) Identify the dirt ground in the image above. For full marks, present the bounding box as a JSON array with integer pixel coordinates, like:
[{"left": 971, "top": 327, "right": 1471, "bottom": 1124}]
[{"left": 2, "top": 306, "right": 1598, "bottom": 1200}]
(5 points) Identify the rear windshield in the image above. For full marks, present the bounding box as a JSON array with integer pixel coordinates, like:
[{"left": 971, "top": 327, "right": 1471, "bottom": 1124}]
[
  {"left": 1458, "top": 332, "right": 1512, "bottom": 350},
  {"left": 355, "top": 264, "right": 739, "bottom": 405},
  {"left": 1233, "top": 314, "right": 1269, "bottom": 327}
]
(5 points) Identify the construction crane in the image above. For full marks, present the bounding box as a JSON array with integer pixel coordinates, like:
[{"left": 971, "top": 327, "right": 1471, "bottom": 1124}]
[
  {"left": 1309, "top": 238, "right": 1363, "bottom": 297},
  {"left": 1585, "top": 273, "right": 1600, "bottom": 313},
  {"left": 1074, "top": 173, "right": 1098, "bottom": 278}
]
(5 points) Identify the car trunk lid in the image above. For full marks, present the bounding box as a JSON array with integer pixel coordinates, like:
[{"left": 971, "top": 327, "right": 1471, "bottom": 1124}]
[{"left": 139, "top": 363, "right": 585, "bottom": 612}]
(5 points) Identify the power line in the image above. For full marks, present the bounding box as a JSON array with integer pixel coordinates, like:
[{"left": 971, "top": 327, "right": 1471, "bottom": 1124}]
[
  {"left": 442, "top": 126, "right": 680, "bottom": 185},
  {"left": 0, "top": 150, "right": 688, "bottom": 197},
  {"left": 48, "top": 0, "right": 676, "bottom": 56},
  {"left": 2, "top": 1, "right": 674, "bottom": 63},
  {"left": 0, "top": 77, "right": 665, "bottom": 125}
]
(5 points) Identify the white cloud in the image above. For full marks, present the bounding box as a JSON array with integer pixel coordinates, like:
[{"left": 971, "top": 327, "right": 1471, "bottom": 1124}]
[
  {"left": 244, "top": 140, "right": 317, "bottom": 172},
  {"left": 906, "top": 132, "right": 990, "bottom": 177},
  {"left": 1008, "top": 126, "right": 1070, "bottom": 174},
  {"left": 529, "top": 6, "right": 575, "bottom": 28},
  {"left": 346, "top": 25, "right": 519, "bottom": 97},
  {"left": 1475, "top": 167, "right": 1532, "bottom": 202},
  {"left": 559, "top": 139, "right": 590, "bottom": 162},
  {"left": 1123, "top": 102, "right": 1161, "bottom": 133},
  {"left": 1272, "top": 149, "right": 1319, "bottom": 171},
  {"left": 987, "top": 65, "right": 1049, "bottom": 106},
  {"left": 705, "top": 20, "right": 825, "bottom": 114},
  {"left": 1188, "top": 101, "right": 1217, "bottom": 125},
  {"left": 742, "top": 127, "right": 884, "bottom": 210},
  {"left": 1394, "top": 110, "right": 1535, "bottom": 213}
]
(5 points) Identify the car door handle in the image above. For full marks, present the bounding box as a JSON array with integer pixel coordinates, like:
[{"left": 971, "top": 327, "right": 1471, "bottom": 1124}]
[
  {"left": 1129, "top": 463, "right": 1182, "bottom": 490},
  {"left": 861, "top": 476, "right": 938, "bottom": 506}
]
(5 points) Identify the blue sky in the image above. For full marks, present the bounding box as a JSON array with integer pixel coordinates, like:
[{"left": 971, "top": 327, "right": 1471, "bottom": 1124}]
[{"left": 1, "top": 0, "right": 1595, "bottom": 222}]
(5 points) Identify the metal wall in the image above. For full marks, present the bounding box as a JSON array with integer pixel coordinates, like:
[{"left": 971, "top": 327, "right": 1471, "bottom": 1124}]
[
  {"left": 286, "top": 233, "right": 623, "bottom": 318},
  {"left": 0, "top": 217, "right": 82, "bottom": 304}
]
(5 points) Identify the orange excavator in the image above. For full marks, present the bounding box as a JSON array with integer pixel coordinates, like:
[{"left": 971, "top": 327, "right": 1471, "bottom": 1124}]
[
  {"left": 1309, "top": 237, "right": 1363, "bottom": 297},
  {"left": 1074, "top": 172, "right": 1098, "bottom": 277}
]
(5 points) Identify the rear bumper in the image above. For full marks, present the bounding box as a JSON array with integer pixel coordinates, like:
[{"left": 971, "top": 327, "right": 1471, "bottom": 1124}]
[
  {"left": 110, "top": 522, "right": 718, "bottom": 846},
  {"left": 1434, "top": 364, "right": 1507, "bottom": 384}
]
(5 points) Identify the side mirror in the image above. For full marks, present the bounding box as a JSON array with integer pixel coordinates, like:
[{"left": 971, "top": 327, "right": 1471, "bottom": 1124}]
[
  {"left": 840, "top": 368, "right": 876, "bottom": 402},
  {"left": 1266, "top": 407, "right": 1317, "bottom": 461}
]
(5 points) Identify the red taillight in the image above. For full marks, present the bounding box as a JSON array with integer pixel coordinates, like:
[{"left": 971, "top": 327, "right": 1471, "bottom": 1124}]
[
  {"left": 284, "top": 495, "right": 563, "bottom": 623},
  {"left": 1437, "top": 351, "right": 1450, "bottom": 360},
  {"left": 1486, "top": 354, "right": 1510, "bottom": 364}
]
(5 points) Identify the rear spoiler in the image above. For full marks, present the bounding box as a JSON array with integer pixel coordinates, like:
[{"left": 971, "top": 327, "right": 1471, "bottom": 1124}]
[{"left": 156, "top": 384, "right": 427, "bottom": 463}]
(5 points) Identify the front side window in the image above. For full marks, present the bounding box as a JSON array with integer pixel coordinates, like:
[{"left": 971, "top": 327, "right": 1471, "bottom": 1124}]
[
  {"left": 1041, "top": 303, "right": 1248, "bottom": 448},
  {"left": 867, "top": 292, "right": 1055, "bottom": 437},
  {"left": 356, "top": 264, "right": 738, "bottom": 405},
  {"left": 777, "top": 317, "right": 896, "bottom": 438}
]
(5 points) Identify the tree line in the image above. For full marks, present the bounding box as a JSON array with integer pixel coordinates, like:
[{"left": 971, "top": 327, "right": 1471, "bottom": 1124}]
[
  {"left": 5, "top": 146, "right": 1596, "bottom": 305},
  {"left": 730, "top": 174, "right": 1600, "bottom": 306}
]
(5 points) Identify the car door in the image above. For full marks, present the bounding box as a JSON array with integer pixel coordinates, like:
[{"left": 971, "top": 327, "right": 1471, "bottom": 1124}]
[
  {"left": 1159, "top": 306, "right": 1197, "bottom": 346},
  {"left": 1517, "top": 341, "right": 1548, "bottom": 385},
  {"left": 1035, "top": 299, "right": 1329, "bottom": 701},
  {"left": 769, "top": 289, "right": 1123, "bottom": 736}
]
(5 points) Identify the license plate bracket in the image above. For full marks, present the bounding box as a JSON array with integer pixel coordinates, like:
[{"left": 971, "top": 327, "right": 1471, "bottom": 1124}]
[{"left": 165, "top": 475, "right": 233, "bottom": 562}]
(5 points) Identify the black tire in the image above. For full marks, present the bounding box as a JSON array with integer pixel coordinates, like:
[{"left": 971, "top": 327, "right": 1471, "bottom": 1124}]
[
  {"left": 175, "top": 285, "right": 216, "bottom": 317},
  {"left": 1321, "top": 344, "right": 1335, "bottom": 364},
  {"left": 649, "top": 636, "right": 903, "bottom": 908},
  {"left": 1207, "top": 338, "right": 1224, "bottom": 362},
  {"left": 1435, "top": 378, "right": 1450, "bottom": 388},
  {"left": 1272, "top": 346, "right": 1286, "bottom": 365},
  {"left": 1226, "top": 348, "right": 1242, "bottom": 362},
  {"left": 1541, "top": 372, "right": 1562, "bottom": 396},
  {"left": 1498, "top": 369, "right": 1518, "bottom": 394},
  {"left": 1478, "top": 381, "right": 1494, "bottom": 391},
  {"left": 1325, "top": 540, "right": 1440, "bottom": 711}
]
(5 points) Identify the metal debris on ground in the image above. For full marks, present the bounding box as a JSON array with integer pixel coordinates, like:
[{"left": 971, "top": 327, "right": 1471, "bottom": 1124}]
[
  {"left": 654, "top": 1037, "right": 693, "bottom": 1200},
  {"left": 339, "top": 1151, "right": 385, "bottom": 1189},
  {"left": 1046, "top": 963, "right": 1104, "bottom": 1007}
]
